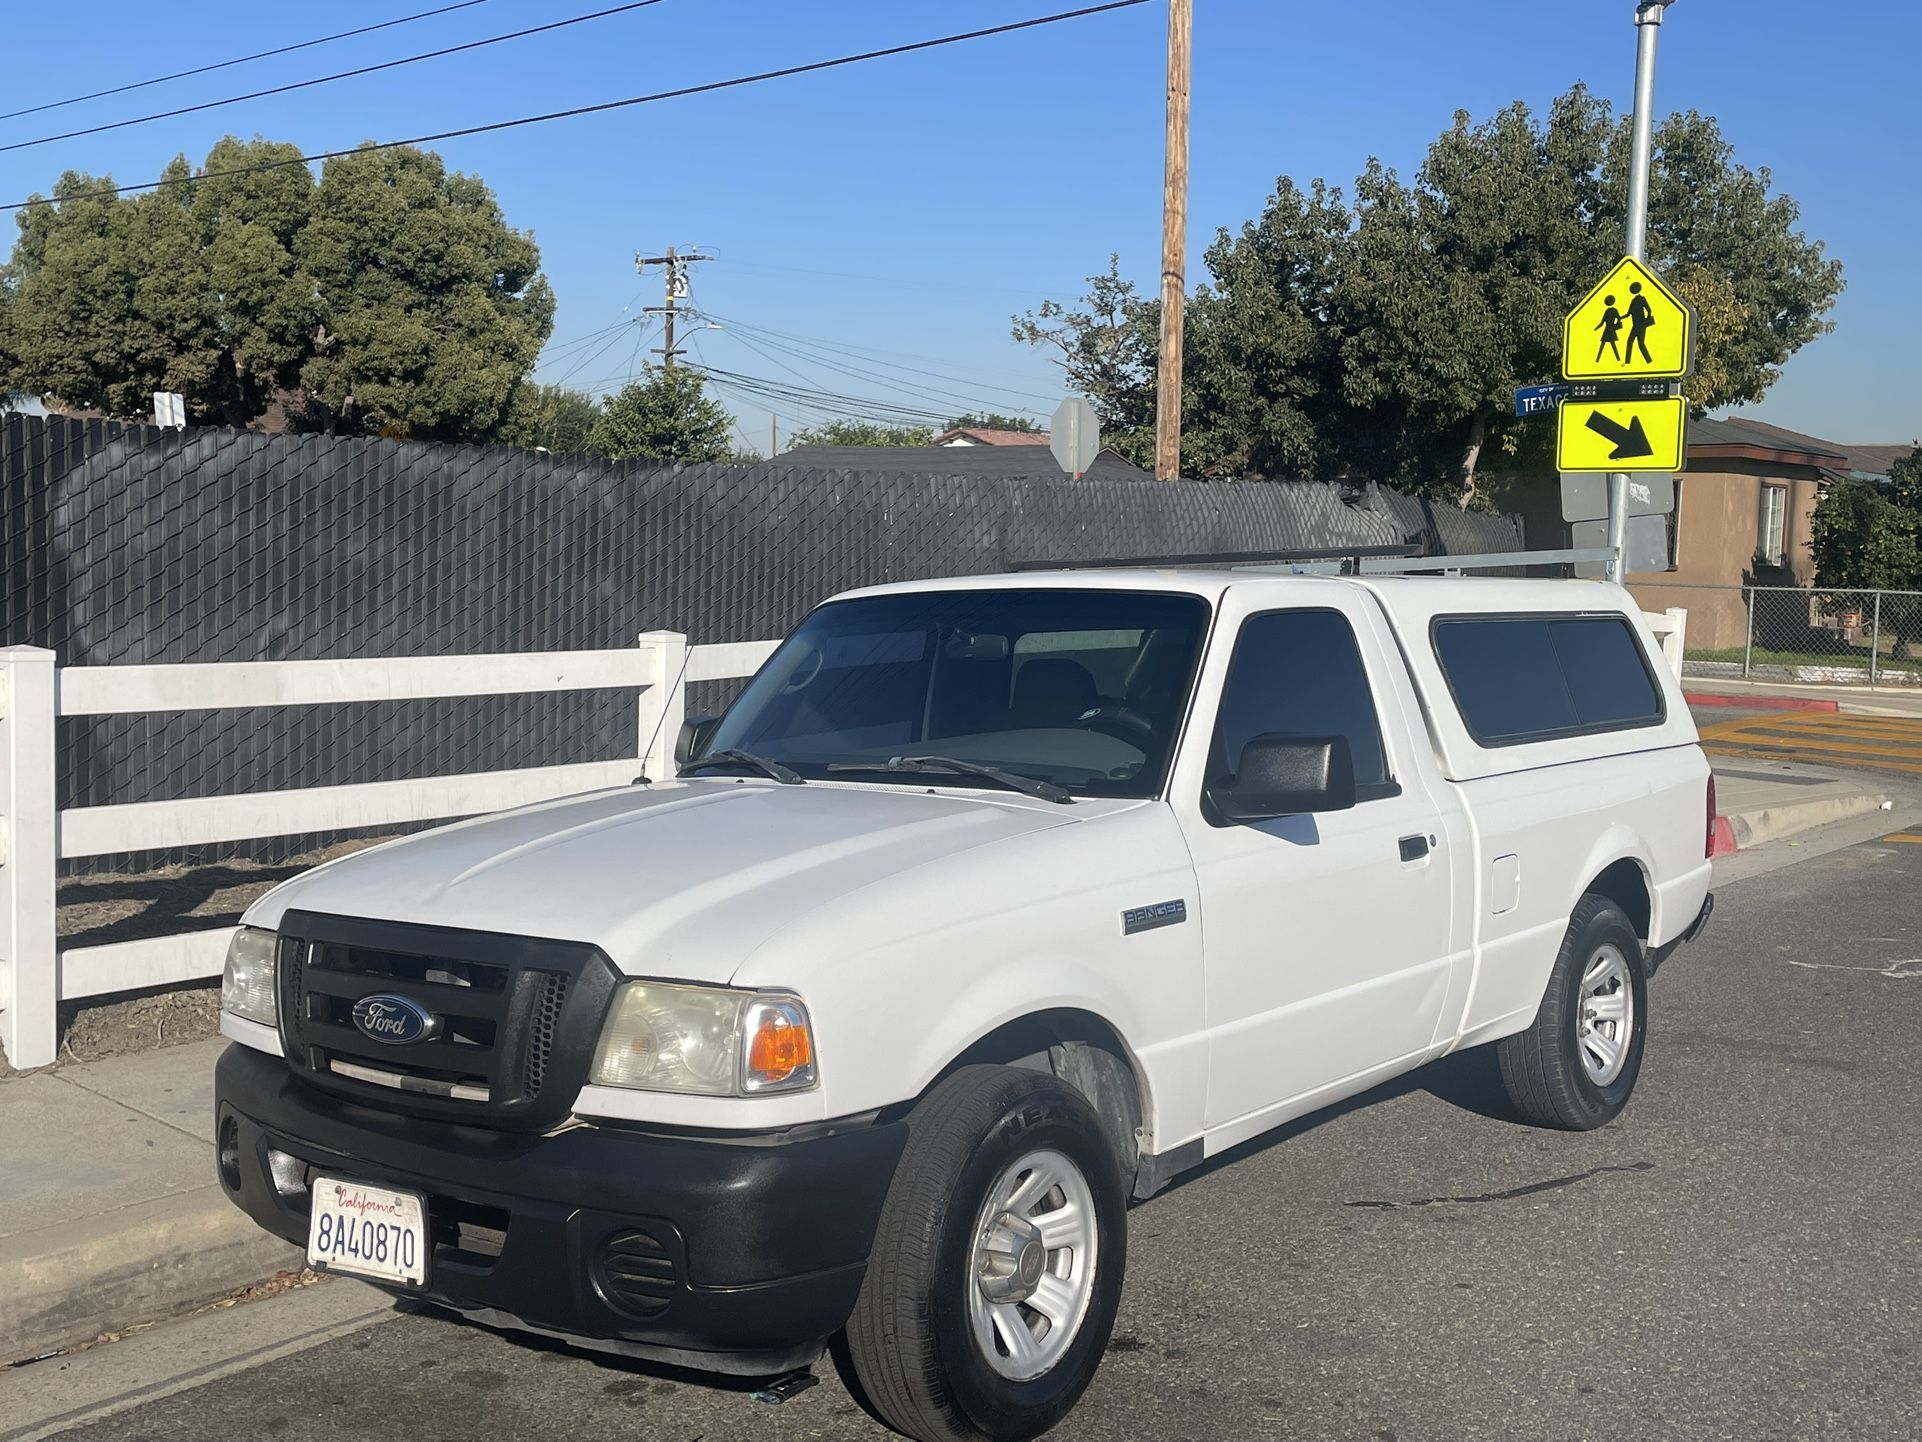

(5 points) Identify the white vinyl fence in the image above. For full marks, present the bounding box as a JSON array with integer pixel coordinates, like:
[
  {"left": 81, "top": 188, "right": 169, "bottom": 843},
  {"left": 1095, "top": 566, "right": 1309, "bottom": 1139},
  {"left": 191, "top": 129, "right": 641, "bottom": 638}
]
[
  {"left": 0, "top": 632, "right": 777, "bottom": 1070},
  {"left": 2, "top": 604, "right": 1688, "bottom": 1071}
]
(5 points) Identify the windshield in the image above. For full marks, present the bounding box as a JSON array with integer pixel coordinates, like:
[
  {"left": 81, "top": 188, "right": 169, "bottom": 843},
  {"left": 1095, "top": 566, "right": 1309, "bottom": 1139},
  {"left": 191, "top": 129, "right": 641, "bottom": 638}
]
[{"left": 701, "top": 588, "right": 1211, "bottom": 798}]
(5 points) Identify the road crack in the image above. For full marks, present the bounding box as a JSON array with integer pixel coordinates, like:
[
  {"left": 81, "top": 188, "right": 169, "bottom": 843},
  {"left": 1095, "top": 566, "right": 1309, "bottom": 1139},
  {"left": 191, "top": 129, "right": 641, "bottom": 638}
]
[{"left": 1344, "top": 1159, "right": 1654, "bottom": 1211}]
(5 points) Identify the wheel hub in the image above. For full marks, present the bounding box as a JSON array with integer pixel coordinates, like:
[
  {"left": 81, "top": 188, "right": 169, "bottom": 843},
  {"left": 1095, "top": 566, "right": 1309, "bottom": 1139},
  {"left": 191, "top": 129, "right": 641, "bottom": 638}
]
[
  {"left": 976, "top": 1212, "right": 1046, "bottom": 1303},
  {"left": 1576, "top": 942, "right": 1635, "bottom": 1086}
]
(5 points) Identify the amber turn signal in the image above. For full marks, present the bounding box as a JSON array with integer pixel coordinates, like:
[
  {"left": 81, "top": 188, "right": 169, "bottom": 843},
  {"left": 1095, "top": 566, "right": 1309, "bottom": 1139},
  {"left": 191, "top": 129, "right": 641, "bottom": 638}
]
[{"left": 743, "top": 999, "right": 817, "bottom": 1091}]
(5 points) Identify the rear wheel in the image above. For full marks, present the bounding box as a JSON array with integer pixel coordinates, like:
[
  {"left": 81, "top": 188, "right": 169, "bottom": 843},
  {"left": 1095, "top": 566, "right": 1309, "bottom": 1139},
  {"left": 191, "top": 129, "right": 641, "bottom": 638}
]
[
  {"left": 1497, "top": 893, "right": 1649, "bottom": 1129},
  {"left": 844, "top": 1065, "right": 1127, "bottom": 1442}
]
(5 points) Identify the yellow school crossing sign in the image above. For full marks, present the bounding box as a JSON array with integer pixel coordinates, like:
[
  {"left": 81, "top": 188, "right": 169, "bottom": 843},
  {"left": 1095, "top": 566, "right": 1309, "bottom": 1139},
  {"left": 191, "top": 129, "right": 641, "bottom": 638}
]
[
  {"left": 1561, "top": 256, "right": 1696, "bottom": 382},
  {"left": 1556, "top": 393, "right": 1686, "bottom": 473}
]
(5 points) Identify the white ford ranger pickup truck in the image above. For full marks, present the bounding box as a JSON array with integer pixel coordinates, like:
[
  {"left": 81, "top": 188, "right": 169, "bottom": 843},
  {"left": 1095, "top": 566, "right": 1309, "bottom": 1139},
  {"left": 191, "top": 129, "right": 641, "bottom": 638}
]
[{"left": 214, "top": 569, "right": 1714, "bottom": 1442}]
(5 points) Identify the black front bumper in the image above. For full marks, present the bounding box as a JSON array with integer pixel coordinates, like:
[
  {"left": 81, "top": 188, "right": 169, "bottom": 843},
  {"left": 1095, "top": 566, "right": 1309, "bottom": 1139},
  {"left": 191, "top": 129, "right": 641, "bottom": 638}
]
[{"left": 215, "top": 1044, "right": 907, "bottom": 1374}]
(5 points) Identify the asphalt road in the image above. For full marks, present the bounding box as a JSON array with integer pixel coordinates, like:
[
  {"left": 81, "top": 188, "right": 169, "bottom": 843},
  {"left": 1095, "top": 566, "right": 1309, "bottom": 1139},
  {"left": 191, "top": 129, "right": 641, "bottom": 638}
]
[{"left": 22, "top": 835, "right": 1922, "bottom": 1442}]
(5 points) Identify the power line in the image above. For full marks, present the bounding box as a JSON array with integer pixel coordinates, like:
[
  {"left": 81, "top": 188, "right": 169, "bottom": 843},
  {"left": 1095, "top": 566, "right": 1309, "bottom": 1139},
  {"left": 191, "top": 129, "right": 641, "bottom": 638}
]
[
  {"left": 0, "top": 2, "right": 495, "bottom": 124},
  {"left": 0, "top": 1, "right": 669, "bottom": 158},
  {"left": 2, "top": 1, "right": 1151, "bottom": 213},
  {"left": 711, "top": 320, "right": 1051, "bottom": 418}
]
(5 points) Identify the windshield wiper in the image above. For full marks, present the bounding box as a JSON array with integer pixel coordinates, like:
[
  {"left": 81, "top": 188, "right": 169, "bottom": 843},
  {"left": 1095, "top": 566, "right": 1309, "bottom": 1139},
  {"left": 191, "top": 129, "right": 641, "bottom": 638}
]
[
  {"left": 827, "top": 755, "right": 1075, "bottom": 805},
  {"left": 681, "top": 749, "right": 804, "bottom": 785}
]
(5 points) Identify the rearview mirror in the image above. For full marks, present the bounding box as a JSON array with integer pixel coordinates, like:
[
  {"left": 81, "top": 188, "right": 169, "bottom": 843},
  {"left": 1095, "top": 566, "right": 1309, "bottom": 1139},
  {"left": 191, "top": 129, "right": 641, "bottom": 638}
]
[
  {"left": 675, "top": 713, "right": 720, "bottom": 770},
  {"left": 1208, "top": 734, "right": 1356, "bottom": 823}
]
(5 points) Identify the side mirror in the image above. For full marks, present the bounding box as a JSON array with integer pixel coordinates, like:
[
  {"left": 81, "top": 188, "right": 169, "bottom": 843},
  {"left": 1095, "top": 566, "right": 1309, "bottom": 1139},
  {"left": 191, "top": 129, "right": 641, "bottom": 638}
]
[
  {"left": 1208, "top": 734, "right": 1356, "bottom": 823},
  {"left": 674, "top": 714, "right": 720, "bottom": 770}
]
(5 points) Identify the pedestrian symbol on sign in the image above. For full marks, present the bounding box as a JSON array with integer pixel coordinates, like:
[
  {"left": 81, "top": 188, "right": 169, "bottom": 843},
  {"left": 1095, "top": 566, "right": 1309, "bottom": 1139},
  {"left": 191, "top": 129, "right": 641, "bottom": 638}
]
[{"left": 1562, "top": 256, "right": 1695, "bottom": 382}]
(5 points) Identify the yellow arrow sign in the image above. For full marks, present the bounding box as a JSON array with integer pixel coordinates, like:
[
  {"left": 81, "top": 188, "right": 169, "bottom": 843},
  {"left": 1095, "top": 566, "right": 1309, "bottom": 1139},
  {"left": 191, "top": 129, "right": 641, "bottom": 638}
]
[
  {"left": 1562, "top": 256, "right": 1696, "bottom": 381},
  {"left": 1556, "top": 396, "right": 1687, "bottom": 473}
]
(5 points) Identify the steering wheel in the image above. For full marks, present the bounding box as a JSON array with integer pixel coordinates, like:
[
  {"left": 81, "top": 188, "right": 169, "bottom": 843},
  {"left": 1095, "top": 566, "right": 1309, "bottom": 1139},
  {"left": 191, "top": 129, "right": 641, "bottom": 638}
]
[
  {"left": 1076, "top": 704, "right": 1157, "bottom": 751},
  {"left": 778, "top": 646, "right": 823, "bottom": 695}
]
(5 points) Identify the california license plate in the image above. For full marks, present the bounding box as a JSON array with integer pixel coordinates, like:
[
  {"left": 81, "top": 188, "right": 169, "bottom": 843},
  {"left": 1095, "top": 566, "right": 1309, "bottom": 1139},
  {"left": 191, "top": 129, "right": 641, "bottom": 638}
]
[{"left": 307, "top": 1176, "right": 429, "bottom": 1286}]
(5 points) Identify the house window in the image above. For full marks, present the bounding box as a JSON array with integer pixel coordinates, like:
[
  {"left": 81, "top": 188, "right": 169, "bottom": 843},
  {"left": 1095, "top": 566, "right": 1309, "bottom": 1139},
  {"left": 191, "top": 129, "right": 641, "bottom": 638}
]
[{"left": 1758, "top": 485, "right": 1787, "bottom": 566}]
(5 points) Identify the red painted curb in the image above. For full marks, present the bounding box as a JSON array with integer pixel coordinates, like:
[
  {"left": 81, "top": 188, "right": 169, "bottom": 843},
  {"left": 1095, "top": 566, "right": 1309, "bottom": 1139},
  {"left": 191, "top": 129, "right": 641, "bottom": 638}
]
[
  {"left": 1709, "top": 816, "right": 1740, "bottom": 857},
  {"left": 1685, "top": 692, "right": 1840, "bottom": 713}
]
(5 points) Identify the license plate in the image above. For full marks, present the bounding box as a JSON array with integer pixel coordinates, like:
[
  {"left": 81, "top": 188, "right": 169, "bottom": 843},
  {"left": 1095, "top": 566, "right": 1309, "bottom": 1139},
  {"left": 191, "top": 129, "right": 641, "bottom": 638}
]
[{"left": 307, "top": 1176, "right": 429, "bottom": 1286}]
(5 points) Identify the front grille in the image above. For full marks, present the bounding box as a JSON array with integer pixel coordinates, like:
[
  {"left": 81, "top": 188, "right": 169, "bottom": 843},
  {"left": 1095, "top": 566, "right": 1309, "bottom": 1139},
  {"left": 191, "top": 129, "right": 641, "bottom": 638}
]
[
  {"left": 595, "top": 1229, "right": 678, "bottom": 1317},
  {"left": 276, "top": 910, "right": 619, "bottom": 1130}
]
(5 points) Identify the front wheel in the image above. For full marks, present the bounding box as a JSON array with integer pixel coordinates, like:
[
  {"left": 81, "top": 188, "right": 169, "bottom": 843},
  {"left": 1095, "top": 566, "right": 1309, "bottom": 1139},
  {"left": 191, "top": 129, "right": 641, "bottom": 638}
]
[
  {"left": 844, "top": 1065, "right": 1127, "bottom": 1442},
  {"left": 1497, "top": 893, "right": 1649, "bottom": 1129}
]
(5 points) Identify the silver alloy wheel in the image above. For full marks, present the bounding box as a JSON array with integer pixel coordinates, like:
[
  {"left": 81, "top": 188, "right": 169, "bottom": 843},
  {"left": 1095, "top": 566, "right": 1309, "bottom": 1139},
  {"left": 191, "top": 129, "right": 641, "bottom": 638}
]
[
  {"left": 966, "top": 1147, "right": 1099, "bottom": 1382},
  {"left": 1577, "top": 943, "right": 1635, "bottom": 1085}
]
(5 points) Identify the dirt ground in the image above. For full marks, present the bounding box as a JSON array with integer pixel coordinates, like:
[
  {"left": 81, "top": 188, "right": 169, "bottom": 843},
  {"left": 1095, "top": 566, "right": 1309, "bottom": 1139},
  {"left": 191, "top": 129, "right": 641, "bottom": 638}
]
[{"left": 0, "top": 838, "right": 388, "bottom": 1076}]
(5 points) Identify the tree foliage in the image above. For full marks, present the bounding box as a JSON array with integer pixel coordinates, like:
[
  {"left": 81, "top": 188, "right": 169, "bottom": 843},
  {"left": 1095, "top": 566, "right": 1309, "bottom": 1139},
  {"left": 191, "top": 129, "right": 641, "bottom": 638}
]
[
  {"left": 785, "top": 419, "right": 934, "bottom": 448},
  {"left": 503, "top": 382, "right": 603, "bottom": 453},
  {"left": 944, "top": 412, "right": 1042, "bottom": 434},
  {"left": 1812, "top": 447, "right": 1922, "bottom": 649},
  {"left": 1017, "top": 87, "right": 1844, "bottom": 500},
  {"left": 586, "top": 366, "right": 733, "bottom": 463},
  {"left": 0, "top": 138, "right": 553, "bottom": 441}
]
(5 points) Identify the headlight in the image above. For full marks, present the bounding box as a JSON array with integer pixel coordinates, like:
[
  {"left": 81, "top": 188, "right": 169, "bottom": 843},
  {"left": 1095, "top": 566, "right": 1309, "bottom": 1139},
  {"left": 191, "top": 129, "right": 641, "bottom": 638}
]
[
  {"left": 221, "top": 926, "right": 278, "bottom": 1025},
  {"left": 590, "top": 982, "right": 816, "bottom": 1096}
]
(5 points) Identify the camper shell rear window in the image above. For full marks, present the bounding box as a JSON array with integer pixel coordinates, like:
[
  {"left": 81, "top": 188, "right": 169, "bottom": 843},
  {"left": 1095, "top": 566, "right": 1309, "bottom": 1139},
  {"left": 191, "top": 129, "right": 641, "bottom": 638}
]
[{"left": 1430, "top": 613, "right": 1665, "bottom": 747}]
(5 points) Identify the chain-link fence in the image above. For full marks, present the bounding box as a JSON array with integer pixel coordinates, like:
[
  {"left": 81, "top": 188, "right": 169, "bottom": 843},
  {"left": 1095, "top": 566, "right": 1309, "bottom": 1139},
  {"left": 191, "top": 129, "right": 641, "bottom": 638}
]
[{"left": 1642, "top": 583, "right": 1922, "bottom": 688}]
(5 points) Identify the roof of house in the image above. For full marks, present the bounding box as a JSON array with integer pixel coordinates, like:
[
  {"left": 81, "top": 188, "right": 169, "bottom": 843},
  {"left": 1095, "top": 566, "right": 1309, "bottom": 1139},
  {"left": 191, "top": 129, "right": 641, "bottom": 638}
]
[
  {"left": 932, "top": 427, "right": 1050, "bottom": 447},
  {"left": 777, "top": 442, "right": 1152, "bottom": 483},
  {"left": 1687, "top": 415, "right": 1847, "bottom": 467},
  {"left": 1831, "top": 442, "right": 1916, "bottom": 478}
]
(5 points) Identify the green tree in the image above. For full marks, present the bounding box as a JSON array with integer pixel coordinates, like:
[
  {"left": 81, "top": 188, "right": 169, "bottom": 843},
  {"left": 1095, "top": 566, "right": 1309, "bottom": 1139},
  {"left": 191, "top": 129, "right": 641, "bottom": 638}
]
[
  {"left": 587, "top": 366, "right": 733, "bottom": 463},
  {"left": 944, "top": 412, "right": 1042, "bottom": 434},
  {"left": 0, "top": 137, "right": 552, "bottom": 441},
  {"left": 1018, "top": 87, "right": 1843, "bottom": 499},
  {"left": 502, "top": 382, "right": 603, "bottom": 453},
  {"left": 1812, "top": 447, "right": 1922, "bottom": 655},
  {"left": 1012, "top": 255, "right": 1158, "bottom": 468},
  {"left": 295, "top": 145, "right": 552, "bottom": 441},
  {"left": 786, "top": 419, "right": 935, "bottom": 448}
]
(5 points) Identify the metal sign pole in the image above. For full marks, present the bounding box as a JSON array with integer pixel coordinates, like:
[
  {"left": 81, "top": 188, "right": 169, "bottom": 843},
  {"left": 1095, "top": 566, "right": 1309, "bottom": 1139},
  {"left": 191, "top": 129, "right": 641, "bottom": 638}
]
[{"left": 1607, "top": 0, "right": 1670, "bottom": 583}]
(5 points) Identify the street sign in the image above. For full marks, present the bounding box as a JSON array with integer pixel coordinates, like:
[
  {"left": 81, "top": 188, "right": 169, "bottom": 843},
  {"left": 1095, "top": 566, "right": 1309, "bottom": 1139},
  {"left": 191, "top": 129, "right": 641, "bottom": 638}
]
[
  {"left": 1562, "top": 255, "right": 1696, "bottom": 382},
  {"left": 1514, "top": 383, "right": 1569, "bottom": 417},
  {"left": 1560, "top": 471, "right": 1673, "bottom": 523},
  {"left": 1572, "top": 514, "right": 1670, "bottom": 578},
  {"left": 1050, "top": 397, "right": 1100, "bottom": 478},
  {"left": 1556, "top": 395, "right": 1686, "bottom": 473}
]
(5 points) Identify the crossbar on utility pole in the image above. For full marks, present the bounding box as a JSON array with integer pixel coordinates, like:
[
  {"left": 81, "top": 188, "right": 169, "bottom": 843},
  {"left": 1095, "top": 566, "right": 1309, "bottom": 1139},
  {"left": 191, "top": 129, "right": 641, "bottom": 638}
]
[
  {"left": 1607, "top": 0, "right": 1672, "bottom": 582},
  {"left": 1153, "top": 0, "right": 1192, "bottom": 482}
]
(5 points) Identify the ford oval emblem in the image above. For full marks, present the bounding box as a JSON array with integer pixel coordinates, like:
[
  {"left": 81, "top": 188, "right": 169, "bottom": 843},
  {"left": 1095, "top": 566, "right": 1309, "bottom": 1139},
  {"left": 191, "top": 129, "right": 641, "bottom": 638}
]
[{"left": 351, "top": 993, "right": 439, "bottom": 1046}]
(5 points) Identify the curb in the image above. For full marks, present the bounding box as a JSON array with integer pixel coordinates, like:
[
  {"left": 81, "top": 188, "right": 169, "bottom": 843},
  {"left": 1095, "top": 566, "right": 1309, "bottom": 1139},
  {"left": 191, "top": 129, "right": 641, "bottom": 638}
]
[
  {"left": 0, "top": 1183, "right": 302, "bottom": 1365},
  {"left": 1686, "top": 691, "right": 1839, "bottom": 713},
  {"left": 1713, "top": 791, "right": 1891, "bottom": 857}
]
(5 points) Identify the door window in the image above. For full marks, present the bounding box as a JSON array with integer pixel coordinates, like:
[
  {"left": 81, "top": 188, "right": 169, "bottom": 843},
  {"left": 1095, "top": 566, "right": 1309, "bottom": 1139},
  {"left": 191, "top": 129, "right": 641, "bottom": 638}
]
[{"left": 1208, "top": 609, "right": 1391, "bottom": 796}]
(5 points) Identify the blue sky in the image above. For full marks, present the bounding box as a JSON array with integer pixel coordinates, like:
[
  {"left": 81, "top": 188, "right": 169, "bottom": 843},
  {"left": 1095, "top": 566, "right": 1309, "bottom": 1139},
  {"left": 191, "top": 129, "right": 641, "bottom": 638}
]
[{"left": 1, "top": 0, "right": 1915, "bottom": 450}]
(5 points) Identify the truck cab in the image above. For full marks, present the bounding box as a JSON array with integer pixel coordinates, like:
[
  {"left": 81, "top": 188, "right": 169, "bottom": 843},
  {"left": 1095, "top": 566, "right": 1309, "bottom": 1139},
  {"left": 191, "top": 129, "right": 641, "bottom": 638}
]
[{"left": 214, "top": 569, "right": 1713, "bottom": 1442}]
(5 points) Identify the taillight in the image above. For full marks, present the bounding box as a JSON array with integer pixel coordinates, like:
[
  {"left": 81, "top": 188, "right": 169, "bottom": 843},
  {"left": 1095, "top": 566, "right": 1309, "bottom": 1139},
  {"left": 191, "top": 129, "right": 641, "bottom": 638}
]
[{"left": 1705, "top": 772, "right": 1717, "bottom": 859}]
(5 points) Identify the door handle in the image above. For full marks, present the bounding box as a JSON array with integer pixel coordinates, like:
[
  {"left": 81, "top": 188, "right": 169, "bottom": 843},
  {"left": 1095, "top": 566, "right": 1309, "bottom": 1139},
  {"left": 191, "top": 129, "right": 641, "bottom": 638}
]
[{"left": 1398, "top": 834, "right": 1431, "bottom": 862}]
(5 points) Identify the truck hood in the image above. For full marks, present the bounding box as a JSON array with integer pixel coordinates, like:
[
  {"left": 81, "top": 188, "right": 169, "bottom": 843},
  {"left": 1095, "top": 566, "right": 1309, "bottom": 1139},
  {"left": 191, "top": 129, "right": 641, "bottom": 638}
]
[{"left": 247, "top": 779, "right": 1097, "bottom": 983}]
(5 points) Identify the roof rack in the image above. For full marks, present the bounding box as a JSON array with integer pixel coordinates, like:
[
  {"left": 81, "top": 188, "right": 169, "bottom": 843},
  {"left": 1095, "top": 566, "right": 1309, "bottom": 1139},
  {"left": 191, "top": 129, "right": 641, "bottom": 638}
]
[{"left": 1007, "top": 544, "right": 1420, "bottom": 573}]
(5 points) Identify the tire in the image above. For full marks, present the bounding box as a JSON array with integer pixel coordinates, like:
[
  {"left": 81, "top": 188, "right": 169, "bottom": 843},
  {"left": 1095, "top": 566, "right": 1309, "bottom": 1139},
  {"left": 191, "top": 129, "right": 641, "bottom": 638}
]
[
  {"left": 844, "top": 1065, "right": 1128, "bottom": 1442},
  {"left": 1497, "top": 893, "right": 1649, "bottom": 1130}
]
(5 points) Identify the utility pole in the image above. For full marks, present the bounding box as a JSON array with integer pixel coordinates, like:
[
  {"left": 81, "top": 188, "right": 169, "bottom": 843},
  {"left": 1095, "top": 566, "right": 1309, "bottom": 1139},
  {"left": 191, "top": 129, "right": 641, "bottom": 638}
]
[
  {"left": 770, "top": 414, "right": 777, "bottom": 459},
  {"left": 637, "top": 245, "right": 713, "bottom": 370},
  {"left": 1153, "top": 0, "right": 1191, "bottom": 481},
  {"left": 1606, "top": 0, "right": 1672, "bottom": 582}
]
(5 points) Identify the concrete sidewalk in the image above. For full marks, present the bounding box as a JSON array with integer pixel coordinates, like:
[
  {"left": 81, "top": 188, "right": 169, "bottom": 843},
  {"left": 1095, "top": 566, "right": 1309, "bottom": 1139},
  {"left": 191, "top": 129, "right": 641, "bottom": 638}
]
[
  {"left": 0, "top": 1038, "right": 299, "bottom": 1364},
  {"left": 0, "top": 753, "right": 1900, "bottom": 1366},
  {"left": 1709, "top": 754, "right": 1898, "bottom": 854}
]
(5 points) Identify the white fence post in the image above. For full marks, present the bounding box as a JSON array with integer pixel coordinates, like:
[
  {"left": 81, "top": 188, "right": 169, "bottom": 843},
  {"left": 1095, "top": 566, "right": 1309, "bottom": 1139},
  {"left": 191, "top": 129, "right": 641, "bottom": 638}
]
[
  {"left": 635, "top": 631, "right": 689, "bottom": 783},
  {"left": 1661, "top": 606, "right": 1687, "bottom": 682},
  {"left": 1, "top": 646, "right": 59, "bottom": 1069}
]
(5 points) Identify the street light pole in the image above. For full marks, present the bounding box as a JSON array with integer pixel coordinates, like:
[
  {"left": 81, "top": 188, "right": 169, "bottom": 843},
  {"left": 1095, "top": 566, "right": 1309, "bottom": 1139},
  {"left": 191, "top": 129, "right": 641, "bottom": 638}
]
[{"left": 1607, "top": 0, "right": 1671, "bottom": 582}]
